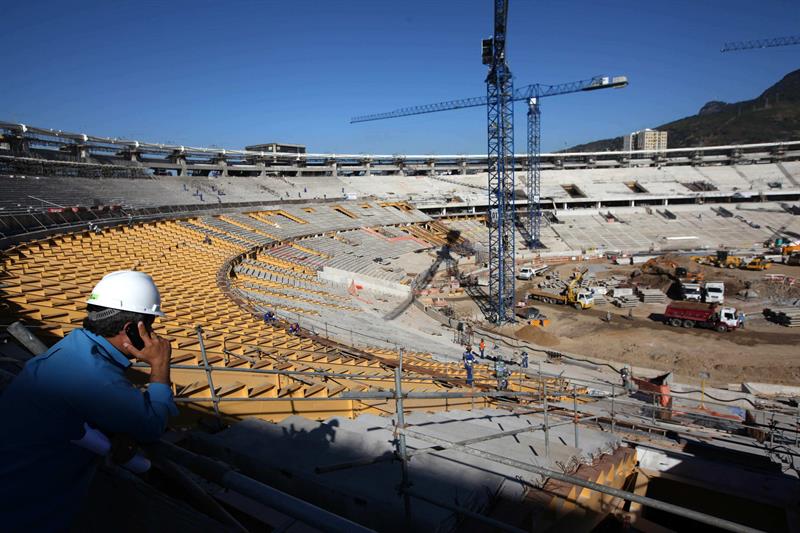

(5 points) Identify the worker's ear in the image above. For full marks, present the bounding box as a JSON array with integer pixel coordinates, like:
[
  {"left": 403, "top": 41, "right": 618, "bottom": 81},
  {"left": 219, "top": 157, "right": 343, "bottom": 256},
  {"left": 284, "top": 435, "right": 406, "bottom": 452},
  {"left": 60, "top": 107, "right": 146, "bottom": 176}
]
[{"left": 120, "top": 321, "right": 133, "bottom": 338}]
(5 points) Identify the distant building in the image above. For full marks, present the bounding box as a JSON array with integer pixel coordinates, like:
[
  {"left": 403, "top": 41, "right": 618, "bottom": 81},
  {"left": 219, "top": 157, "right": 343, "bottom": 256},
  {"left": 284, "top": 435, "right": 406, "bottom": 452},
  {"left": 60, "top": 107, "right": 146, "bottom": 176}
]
[
  {"left": 623, "top": 129, "right": 668, "bottom": 152},
  {"left": 245, "top": 143, "right": 306, "bottom": 155}
]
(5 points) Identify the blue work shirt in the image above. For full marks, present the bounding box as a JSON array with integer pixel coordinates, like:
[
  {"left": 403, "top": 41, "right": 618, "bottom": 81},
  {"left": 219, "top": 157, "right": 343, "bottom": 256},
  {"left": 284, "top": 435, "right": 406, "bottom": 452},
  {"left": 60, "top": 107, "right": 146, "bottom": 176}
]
[
  {"left": 0, "top": 328, "right": 177, "bottom": 532},
  {"left": 463, "top": 351, "right": 475, "bottom": 367}
]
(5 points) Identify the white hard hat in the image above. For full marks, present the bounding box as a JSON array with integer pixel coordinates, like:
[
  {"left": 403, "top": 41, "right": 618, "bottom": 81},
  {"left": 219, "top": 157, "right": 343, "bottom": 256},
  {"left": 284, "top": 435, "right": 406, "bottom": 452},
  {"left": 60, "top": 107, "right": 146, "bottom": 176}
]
[{"left": 87, "top": 270, "right": 165, "bottom": 316}]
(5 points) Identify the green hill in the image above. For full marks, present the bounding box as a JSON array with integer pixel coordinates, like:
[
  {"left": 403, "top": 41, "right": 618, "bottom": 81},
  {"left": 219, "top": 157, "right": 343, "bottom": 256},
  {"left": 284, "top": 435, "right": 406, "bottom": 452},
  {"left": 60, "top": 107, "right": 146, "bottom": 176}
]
[{"left": 566, "top": 68, "right": 800, "bottom": 152}]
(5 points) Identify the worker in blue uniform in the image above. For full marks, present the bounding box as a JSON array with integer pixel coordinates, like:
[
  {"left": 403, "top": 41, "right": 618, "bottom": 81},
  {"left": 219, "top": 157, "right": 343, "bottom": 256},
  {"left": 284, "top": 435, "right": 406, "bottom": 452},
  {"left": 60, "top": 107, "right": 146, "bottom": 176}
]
[
  {"left": 0, "top": 270, "right": 177, "bottom": 532},
  {"left": 462, "top": 345, "right": 476, "bottom": 386}
]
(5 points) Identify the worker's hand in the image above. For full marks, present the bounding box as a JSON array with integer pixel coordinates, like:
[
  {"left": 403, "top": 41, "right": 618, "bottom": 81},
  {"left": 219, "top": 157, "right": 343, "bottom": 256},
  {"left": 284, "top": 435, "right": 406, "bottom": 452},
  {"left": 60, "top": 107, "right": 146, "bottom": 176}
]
[{"left": 124, "top": 321, "right": 172, "bottom": 384}]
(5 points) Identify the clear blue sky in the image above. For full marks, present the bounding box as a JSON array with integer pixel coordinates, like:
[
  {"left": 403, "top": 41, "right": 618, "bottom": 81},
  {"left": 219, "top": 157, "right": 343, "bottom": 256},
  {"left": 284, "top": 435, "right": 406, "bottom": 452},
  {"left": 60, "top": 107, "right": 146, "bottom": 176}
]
[{"left": 1, "top": 0, "right": 798, "bottom": 154}]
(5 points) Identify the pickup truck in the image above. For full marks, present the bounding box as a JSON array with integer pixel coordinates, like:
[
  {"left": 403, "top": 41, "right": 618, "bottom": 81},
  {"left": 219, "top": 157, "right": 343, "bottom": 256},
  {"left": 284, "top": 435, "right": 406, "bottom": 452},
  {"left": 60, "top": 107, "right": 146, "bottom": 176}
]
[{"left": 517, "top": 265, "right": 549, "bottom": 280}]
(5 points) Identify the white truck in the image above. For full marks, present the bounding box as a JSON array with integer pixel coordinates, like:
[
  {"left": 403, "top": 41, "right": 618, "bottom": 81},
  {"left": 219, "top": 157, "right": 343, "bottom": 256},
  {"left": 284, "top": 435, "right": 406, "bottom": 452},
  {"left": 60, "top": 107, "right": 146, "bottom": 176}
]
[
  {"left": 703, "top": 281, "right": 725, "bottom": 304},
  {"left": 679, "top": 279, "right": 703, "bottom": 302},
  {"left": 517, "top": 265, "right": 549, "bottom": 280}
]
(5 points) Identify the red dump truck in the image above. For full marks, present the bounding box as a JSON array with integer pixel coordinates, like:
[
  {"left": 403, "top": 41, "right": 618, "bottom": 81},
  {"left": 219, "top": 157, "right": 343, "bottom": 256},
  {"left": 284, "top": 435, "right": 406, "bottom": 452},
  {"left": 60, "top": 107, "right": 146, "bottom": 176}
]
[{"left": 663, "top": 301, "right": 739, "bottom": 332}]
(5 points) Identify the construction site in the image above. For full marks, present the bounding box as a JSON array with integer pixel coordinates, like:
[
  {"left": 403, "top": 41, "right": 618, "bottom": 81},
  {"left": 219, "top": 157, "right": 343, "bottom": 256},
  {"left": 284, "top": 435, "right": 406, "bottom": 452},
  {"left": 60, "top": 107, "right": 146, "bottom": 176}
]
[{"left": 1, "top": 2, "right": 800, "bottom": 533}]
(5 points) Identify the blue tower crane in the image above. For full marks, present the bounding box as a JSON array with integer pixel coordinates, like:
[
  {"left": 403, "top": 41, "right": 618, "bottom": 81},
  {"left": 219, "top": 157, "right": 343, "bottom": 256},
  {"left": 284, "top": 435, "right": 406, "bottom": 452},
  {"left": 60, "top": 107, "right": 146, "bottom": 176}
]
[
  {"left": 483, "top": 0, "right": 515, "bottom": 323},
  {"left": 721, "top": 35, "right": 800, "bottom": 52},
  {"left": 351, "top": 0, "right": 626, "bottom": 322}
]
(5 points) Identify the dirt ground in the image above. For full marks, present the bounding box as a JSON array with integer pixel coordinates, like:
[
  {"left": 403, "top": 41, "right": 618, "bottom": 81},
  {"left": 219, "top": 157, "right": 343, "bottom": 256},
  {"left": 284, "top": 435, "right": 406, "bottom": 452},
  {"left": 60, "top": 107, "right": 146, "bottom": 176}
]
[{"left": 447, "top": 259, "right": 800, "bottom": 387}]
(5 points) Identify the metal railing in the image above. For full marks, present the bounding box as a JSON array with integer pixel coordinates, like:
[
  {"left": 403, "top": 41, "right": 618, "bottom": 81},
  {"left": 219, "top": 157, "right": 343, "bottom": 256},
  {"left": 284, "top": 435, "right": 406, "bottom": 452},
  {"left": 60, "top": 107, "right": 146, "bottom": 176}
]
[{"left": 4, "top": 320, "right": 785, "bottom": 532}]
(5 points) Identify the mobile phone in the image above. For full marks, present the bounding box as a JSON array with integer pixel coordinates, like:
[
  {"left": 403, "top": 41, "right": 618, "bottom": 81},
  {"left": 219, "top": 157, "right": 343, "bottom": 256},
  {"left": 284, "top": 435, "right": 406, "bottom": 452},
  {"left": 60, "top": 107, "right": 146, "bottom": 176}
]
[{"left": 125, "top": 322, "right": 146, "bottom": 350}]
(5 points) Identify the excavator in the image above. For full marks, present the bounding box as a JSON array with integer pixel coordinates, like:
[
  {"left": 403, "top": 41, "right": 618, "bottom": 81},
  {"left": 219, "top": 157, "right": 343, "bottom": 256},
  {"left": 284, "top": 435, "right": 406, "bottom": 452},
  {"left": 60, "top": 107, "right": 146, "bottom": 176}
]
[
  {"left": 640, "top": 257, "right": 703, "bottom": 282},
  {"left": 641, "top": 257, "right": 680, "bottom": 278}
]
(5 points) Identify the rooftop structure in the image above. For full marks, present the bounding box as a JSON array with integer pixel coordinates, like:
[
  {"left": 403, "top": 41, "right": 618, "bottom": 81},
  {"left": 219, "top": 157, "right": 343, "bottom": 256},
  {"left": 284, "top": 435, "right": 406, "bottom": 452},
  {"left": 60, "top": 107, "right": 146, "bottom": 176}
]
[{"left": 245, "top": 142, "right": 306, "bottom": 154}]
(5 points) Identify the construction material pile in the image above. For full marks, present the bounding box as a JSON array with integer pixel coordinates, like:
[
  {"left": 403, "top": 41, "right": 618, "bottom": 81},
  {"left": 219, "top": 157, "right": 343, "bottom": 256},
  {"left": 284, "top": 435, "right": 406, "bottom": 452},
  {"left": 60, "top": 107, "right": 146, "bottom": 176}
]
[
  {"left": 537, "top": 271, "right": 567, "bottom": 291},
  {"left": 591, "top": 290, "right": 608, "bottom": 305},
  {"left": 637, "top": 287, "right": 667, "bottom": 304},
  {"left": 614, "top": 295, "right": 639, "bottom": 308},
  {"left": 764, "top": 307, "right": 800, "bottom": 327}
]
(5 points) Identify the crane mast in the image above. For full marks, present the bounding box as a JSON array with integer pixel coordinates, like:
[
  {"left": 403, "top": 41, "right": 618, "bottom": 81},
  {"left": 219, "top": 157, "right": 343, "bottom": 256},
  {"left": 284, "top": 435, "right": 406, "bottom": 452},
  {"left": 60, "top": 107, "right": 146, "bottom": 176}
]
[
  {"left": 526, "top": 97, "right": 542, "bottom": 247},
  {"left": 483, "top": 0, "right": 516, "bottom": 322}
]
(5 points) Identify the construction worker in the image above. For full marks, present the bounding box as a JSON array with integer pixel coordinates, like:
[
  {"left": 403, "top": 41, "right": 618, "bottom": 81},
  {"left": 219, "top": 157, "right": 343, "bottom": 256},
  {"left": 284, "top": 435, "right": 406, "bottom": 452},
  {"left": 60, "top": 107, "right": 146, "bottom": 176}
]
[
  {"left": 462, "top": 345, "right": 475, "bottom": 386},
  {"left": 738, "top": 311, "right": 746, "bottom": 329},
  {"left": 521, "top": 350, "right": 529, "bottom": 369},
  {"left": 620, "top": 366, "right": 636, "bottom": 393},
  {"left": 495, "top": 358, "right": 509, "bottom": 391},
  {"left": 479, "top": 338, "right": 485, "bottom": 358},
  {"left": 0, "top": 271, "right": 177, "bottom": 531}
]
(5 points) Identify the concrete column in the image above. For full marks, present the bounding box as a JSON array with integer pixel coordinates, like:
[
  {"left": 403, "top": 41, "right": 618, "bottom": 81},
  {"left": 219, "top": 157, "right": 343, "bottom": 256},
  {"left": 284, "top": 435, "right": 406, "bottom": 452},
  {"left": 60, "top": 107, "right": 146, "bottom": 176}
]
[
  {"left": 175, "top": 155, "right": 187, "bottom": 177},
  {"left": 257, "top": 161, "right": 266, "bottom": 178},
  {"left": 330, "top": 160, "right": 338, "bottom": 177},
  {"left": 663, "top": 198, "right": 668, "bottom": 206},
  {"left": 596, "top": 201, "right": 601, "bottom": 209},
  {"left": 364, "top": 160, "right": 371, "bottom": 177},
  {"left": 217, "top": 158, "right": 229, "bottom": 178},
  {"left": 563, "top": 203, "right": 568, "bottom": 210},
  {"left": 630, "top": 200, "right": 635, "bottom": 207}
]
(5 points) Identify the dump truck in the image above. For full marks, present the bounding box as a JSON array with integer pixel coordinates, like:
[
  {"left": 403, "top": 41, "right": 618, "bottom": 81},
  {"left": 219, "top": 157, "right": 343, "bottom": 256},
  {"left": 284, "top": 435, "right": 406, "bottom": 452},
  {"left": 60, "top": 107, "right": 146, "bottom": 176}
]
[
  {"left": 663, "top": 301, "right": 739, "bottom": 332},
  {"left": 527, "top": 268, "right": 594, "bottom": 310}
]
